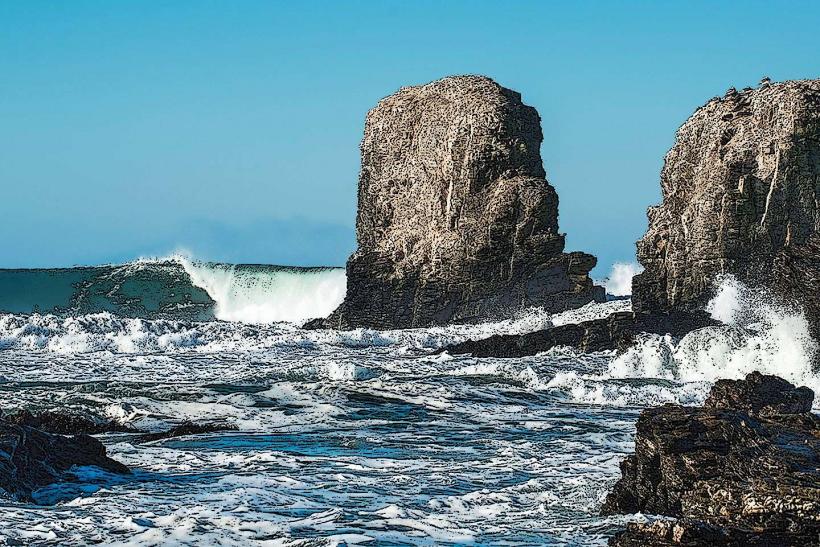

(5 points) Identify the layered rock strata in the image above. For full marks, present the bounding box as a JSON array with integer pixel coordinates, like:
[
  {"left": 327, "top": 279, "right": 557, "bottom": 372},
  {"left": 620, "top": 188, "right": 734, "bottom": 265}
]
[
  {"left": 323, "top": 75, "right": 604, "bottom": 329},
  {"left": 603, "top": 372, "right": 819, "bottom": 546}
]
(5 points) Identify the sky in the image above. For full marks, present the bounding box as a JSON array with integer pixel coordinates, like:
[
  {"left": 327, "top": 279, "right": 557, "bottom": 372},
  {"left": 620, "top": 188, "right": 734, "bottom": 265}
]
[{"left": 1, "top": 1, "right": 819, "bottom": 275}]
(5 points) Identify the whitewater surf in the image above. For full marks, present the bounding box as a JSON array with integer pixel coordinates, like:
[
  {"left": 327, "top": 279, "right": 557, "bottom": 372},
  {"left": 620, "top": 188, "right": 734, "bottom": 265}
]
[
  {"left": 0, "top": 266, "right": 817, "bottom": 544},
  {"left": 0, "top": 257, "right": 347, "bottom": 325}
]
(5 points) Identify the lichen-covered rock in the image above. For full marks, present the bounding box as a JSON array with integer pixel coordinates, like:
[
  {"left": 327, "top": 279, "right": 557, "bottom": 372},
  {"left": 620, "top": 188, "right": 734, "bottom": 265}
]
[
  {"left": 603, "top": 372, "right": 820, "bottom": 546},
  {"left": 632, "top": 79, "right": 820, "bottom": 337},
  {"left": 325, "top": 75, "right": 604, "bottom": 329}
]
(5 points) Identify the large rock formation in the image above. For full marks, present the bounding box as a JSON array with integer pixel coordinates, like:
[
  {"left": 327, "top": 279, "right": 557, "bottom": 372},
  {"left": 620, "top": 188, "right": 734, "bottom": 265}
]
[
  {"left": 324, "top": 75, "right": 604, "bottom": 329},
  {"left": 603, "top": 372, "right": 819, "bottom": 546},
  {"left": 633, "top": 79, "right": 820, "bottom": 337}
]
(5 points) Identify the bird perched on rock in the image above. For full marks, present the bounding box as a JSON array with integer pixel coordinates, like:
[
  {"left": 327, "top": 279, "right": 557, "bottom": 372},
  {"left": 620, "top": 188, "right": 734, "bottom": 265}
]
[
  {"left": 760, "top": 76, "right": 772, "bottom": 86},
  {"left": 725, "top": 86, "right": 738, "bottom": 97}
]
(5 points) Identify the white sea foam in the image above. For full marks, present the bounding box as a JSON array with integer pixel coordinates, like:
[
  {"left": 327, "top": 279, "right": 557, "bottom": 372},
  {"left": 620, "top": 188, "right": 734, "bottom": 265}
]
[{"left": 608, "top": 276, "right": 820, "bottom": 395}]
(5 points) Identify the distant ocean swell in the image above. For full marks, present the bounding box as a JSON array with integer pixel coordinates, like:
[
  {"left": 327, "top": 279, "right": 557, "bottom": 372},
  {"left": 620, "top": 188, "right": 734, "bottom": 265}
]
[{"left": 0, "top": 256, "right": 346, "bottom": 325}]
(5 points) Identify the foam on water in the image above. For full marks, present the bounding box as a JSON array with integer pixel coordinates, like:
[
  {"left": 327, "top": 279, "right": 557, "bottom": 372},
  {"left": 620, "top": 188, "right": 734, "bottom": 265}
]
[
  {"left": 0, "top": 276, "right": 816, "bottom": 544},
  {"left": 609, "top": 275, "right": 820, "bottom": 394}
]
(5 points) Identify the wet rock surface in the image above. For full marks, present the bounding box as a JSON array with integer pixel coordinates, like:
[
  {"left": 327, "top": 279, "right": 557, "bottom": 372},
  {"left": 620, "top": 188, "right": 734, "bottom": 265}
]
[
  {"left": 0, "top": 417, "right": 130, "bottom": 502},
  {"left": 442, "top": 310, "right": 719, "bottom": 358},
  {"left": 604, "top": 372, "right": 820, "bottom": 546},
  {"left": 632, "top": 79, "right": 820, "bottom": 338},
  {"left": 324, "top": 75, "right": 603, "bottom": 329},
  {"left": 3, "top": 408, "right": 137, "bottom": 435}
]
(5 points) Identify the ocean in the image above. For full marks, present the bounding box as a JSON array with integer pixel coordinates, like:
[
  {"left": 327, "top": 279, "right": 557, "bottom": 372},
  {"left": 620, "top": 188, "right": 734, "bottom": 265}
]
[{"left": 0, "top": 258, "right": 817, "bottom": 545}]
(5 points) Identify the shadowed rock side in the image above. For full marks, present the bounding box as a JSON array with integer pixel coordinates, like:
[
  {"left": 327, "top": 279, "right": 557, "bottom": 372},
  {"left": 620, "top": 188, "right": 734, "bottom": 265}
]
[
  {"left": 603, "top": 372, "right": 819, "bottom": 546},
  {"left": 632, "top": 79, "right": 820, "bottom": 338},
  {"left": 0, "top": 418, "right": 130, "bottom": 502},
  {"left": 322, "top": 75, "right": 604, "bottom": 329}
]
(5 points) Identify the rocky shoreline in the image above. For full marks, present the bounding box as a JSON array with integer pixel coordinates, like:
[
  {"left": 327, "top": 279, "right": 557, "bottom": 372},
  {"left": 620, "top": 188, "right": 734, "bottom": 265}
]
[{"left": 603, "top": 372, "right": 819, "bottom": 546}]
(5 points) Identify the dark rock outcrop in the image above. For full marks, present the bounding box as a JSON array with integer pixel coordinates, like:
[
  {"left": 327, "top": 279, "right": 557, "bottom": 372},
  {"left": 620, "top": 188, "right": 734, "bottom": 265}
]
[
  {"left": 632, "top": 79, "right": 820, "bottom": 338},
  {"left": 603, "top": 372, "right": 819, "bottom": 546},
  {"left": 0, "top": 420, "right": 130, "bottom": 502},
  {"left": 323, "top": 75, "right": 604, "bottom": 329},
  {"left": 134, "top": 422, "right": 237, "bottom": 443},
  {"left": 3, "top": 409, "right": 136, "bottom": 435},
  {"left": 443, "top": 310, "right": 718, "bottom": 358}
]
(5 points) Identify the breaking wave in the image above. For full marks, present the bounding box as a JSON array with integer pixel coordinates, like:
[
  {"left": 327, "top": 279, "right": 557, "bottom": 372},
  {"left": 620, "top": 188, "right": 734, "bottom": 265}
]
[
  {"left": 177, "top": 257, "right": 346, "bottom": 324},
  {"left": 0, "top": 256, "right": 347, "bottom": 325},
  {"left": 550, "top": 276, "right": 820, "bottom": 406}
]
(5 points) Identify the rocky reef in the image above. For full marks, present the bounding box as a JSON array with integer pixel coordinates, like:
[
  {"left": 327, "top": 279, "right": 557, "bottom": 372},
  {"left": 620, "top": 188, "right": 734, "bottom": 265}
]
[
  {"left": 604, "top": 372, "right": 819, "bottom": 546},
  {"left": 322, "top": 75, "right": 604, "bottom": 329},
  {"left": 443, "top": 310, "right": 718, "bottom": 358},
  {"left": 0, "top": 413, "right": 130, "bottom": 502},
  {"left": 632, "top": 79, "right": 820, "bottom": 338}
]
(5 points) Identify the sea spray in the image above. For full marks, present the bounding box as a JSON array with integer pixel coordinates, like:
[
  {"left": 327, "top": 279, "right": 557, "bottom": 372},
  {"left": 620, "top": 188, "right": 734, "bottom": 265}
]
[
  {"left": 609, "top": 275, "right": 819, "bottom": 394},
  {"left": 177, "top": 256, "right": 346, "bottom": 324},
  {"left": 599, "top": 263, "right": 643, "bottom": 297}
]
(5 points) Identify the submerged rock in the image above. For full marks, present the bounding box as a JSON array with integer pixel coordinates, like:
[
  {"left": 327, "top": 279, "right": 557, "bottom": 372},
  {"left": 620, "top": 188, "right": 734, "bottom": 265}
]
[
  {"left": 0, "top": 420, "right": 129, "bottom": 502},
  {"left": 323, "top": 75, "right": 604, "bottom": 329},
  {"left": 603, "top": 372, "right": 820, "bottom": 546},
  {"left": 632, "top": 79, "right": 820, "bottom": 338},
  {"left": 134, "top": 421, "right": 237, "bottom": 443},
  {"left": 442, "top": 310, "right": 718, "bottom": 358}
]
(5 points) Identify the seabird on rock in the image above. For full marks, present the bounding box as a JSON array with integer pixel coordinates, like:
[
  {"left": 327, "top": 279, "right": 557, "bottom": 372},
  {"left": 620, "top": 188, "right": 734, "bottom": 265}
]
[{"left": 760, "top": 76, "right": 772, "bottom": 86}]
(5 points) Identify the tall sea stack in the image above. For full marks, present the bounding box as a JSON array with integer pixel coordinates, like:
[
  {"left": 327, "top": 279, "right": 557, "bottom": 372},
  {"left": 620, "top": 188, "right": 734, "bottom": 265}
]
[
  {"left": 326, "top": 75, "right": 604, "bottom": 329},
  {"left": 633, "top": 79, "right": 820, "bottom": 337}
]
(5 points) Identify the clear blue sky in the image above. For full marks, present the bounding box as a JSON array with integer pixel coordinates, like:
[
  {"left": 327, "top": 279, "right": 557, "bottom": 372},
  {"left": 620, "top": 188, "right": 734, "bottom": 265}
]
[{"left": 1, "top": 1, "right": 818, "bottom": 273}]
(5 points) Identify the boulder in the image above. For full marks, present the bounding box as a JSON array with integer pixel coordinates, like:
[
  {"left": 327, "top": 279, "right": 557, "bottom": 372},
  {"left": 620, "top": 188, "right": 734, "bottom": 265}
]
[
  {"left": 0, "top": 420, "right": 130, "bottom": 502},
  {"left": 324, "top": 75, "right": 604, "bottom": 329},
  {"left": 603, "top": 372, "right": 819, "bottom": 546},
  {"left": 632, "top": 79, "right": 820, "bottom": 339}
]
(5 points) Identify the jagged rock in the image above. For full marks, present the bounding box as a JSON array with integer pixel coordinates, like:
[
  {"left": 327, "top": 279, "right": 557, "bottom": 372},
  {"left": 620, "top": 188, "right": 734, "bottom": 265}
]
[
  {"left": 705, "top": 371, "right": 814, "bottom": 416},
  {"left": 632, "top": 79, "right": 820, "bottom": 339},
  {"left": 323, "top": 75, "right": 604, "bottom": 329},
  {"left": 773, "top": 233, "right": 820, "bottom": 340},
  {"left": 609, "top": 518, "right": 810, "bottom": 547},
  {"left": 0, "top": 421, "right": 130, "bottom": 502},
  {"left": 3, "top": 409, "right": 136, "bottom": 435},
  {"left": 603, "top": 372, "right": 820, "bottom": 546},
  {"left": 442, "top": 310, "right": 718, "bottom": 358}
]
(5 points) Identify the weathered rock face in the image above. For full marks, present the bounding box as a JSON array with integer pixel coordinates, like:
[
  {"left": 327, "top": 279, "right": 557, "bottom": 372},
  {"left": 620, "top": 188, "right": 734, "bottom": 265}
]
[
  {"left": 326, "top": 75, "right": 604, "bottom": 329},
  {"left": 0, "top": 420, "right": 130, "bottom": 502},
  {"left": 633, "top": 80, "right": 820, "bottom": 336},
  {"left": 603, "top": 372, "right": 820, "bottom": 546}
]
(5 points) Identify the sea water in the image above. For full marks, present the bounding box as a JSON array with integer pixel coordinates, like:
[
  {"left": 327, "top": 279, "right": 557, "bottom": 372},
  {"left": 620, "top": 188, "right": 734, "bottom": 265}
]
[{"left": 0, "top": 261, "right": 817, "bottom": 545}]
